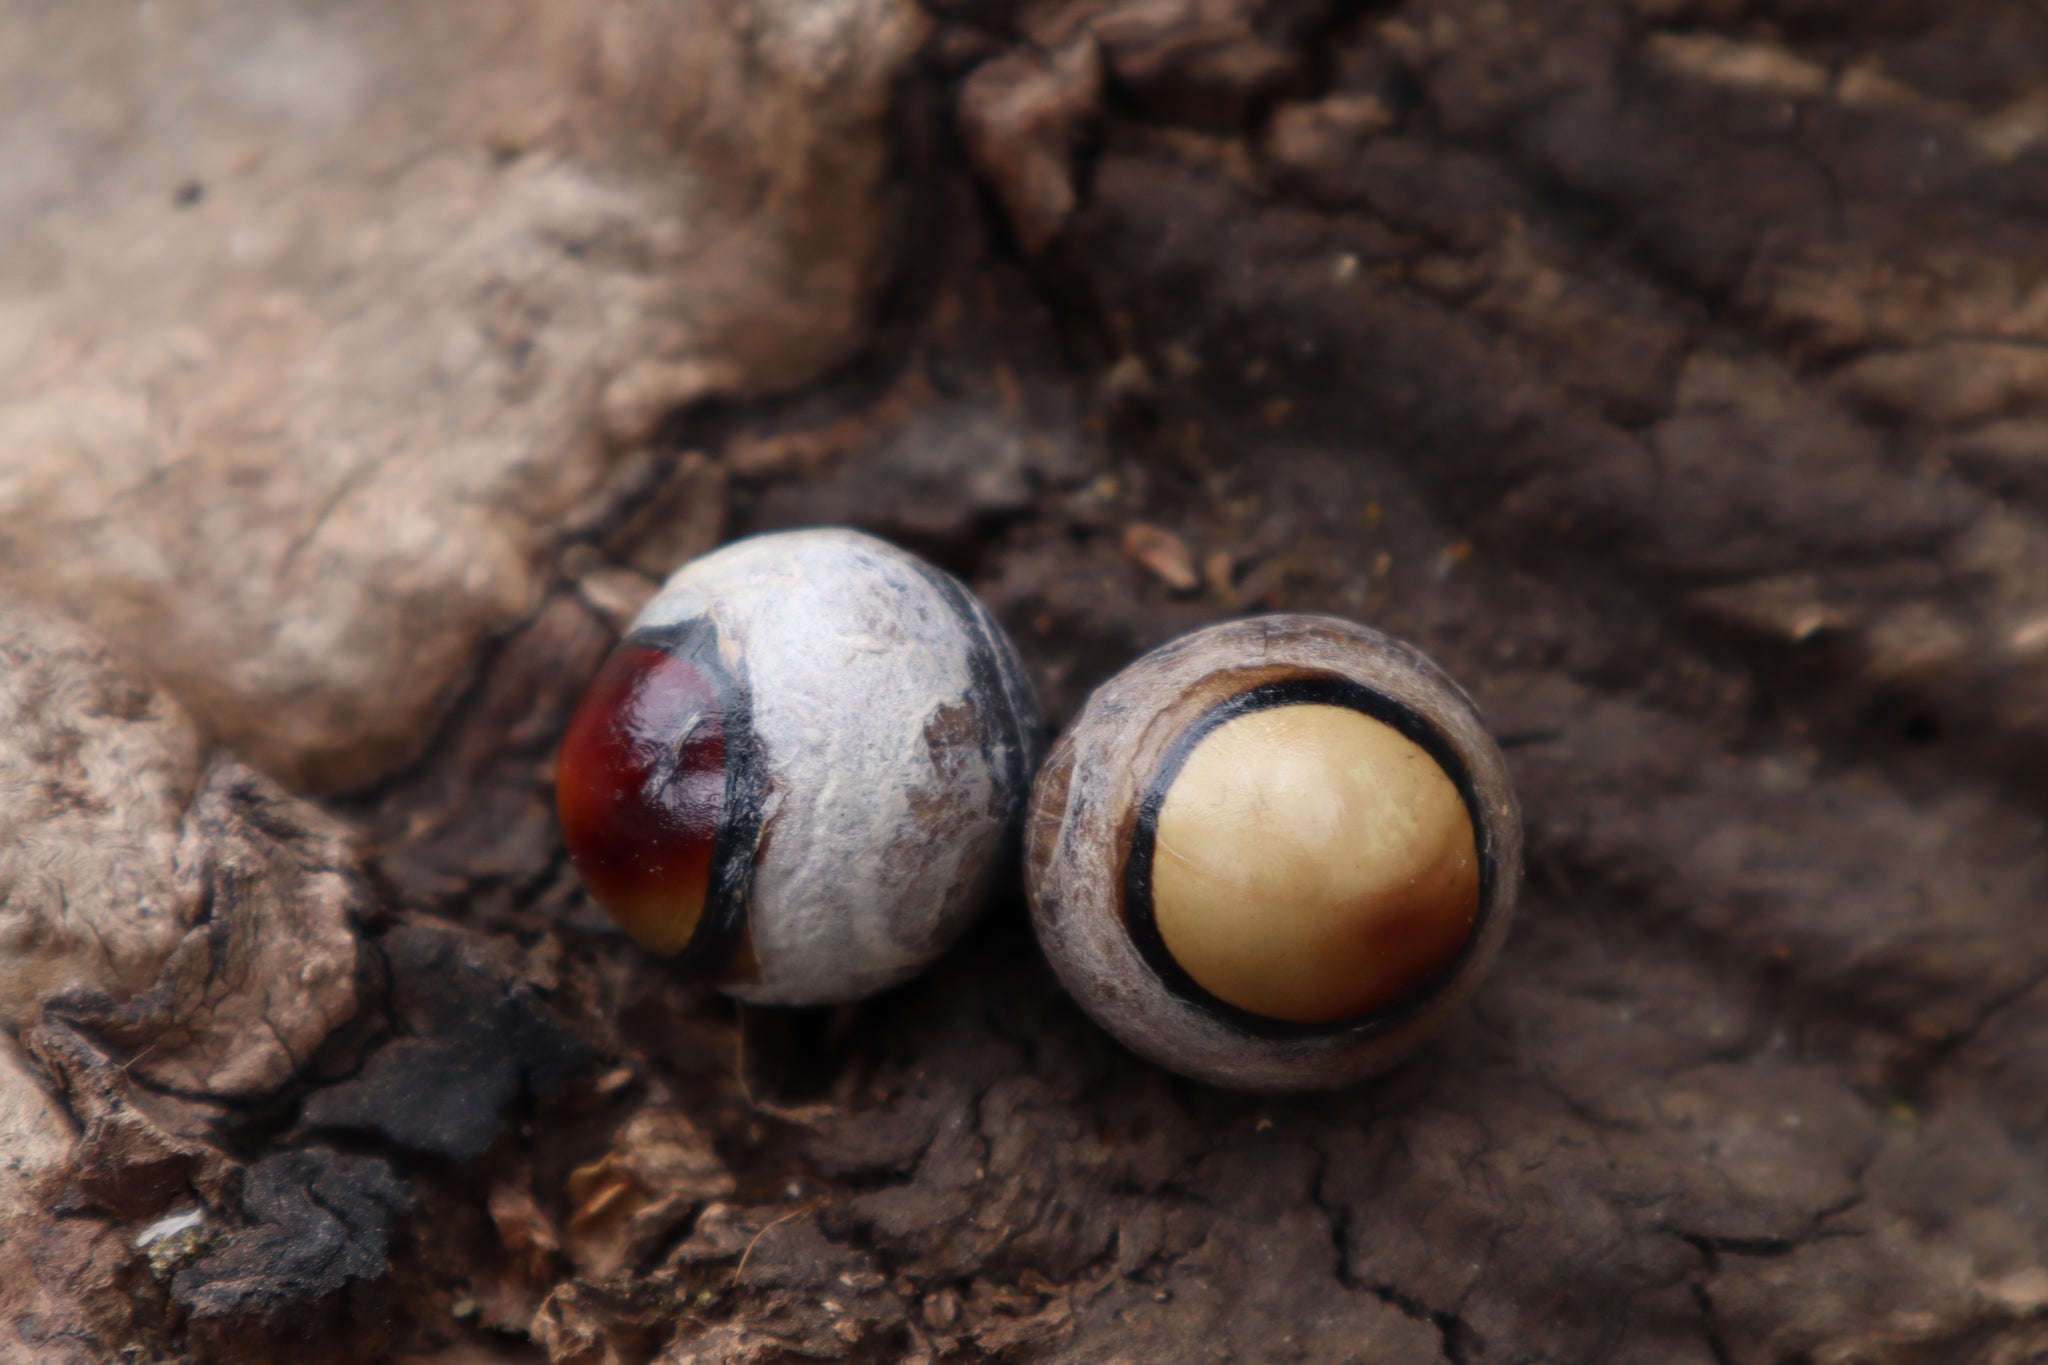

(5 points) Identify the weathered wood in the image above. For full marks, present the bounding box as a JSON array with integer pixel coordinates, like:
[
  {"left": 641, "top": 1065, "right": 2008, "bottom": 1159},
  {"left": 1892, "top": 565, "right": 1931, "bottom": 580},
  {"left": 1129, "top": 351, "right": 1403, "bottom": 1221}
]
[{"left": 5, "top": 1, "right": 2048, "bottom": 1362}]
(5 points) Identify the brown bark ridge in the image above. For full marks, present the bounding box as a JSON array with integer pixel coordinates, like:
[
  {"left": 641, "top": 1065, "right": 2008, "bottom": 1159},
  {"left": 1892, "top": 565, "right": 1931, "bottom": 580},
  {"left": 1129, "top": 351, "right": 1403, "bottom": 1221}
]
[{"left": 3, "top": 0, "right": 2048, "bottom": 1362}]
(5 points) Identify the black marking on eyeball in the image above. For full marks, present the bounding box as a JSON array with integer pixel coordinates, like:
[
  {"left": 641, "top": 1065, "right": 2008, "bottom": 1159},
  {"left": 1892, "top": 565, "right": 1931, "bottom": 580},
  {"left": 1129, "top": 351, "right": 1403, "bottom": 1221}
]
[
  {"left": 902, "top": 557, "right": 1040, "bottom": 826},
  {"left": 623, "top": 617, "right": 767, "bottom": 980}
]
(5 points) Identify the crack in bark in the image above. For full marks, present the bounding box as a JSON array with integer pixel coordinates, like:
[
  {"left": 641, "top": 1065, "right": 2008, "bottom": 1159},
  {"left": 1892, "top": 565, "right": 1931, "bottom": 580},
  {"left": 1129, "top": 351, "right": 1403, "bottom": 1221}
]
[
  {"left": 1362, "top": 1282, "right": 1478, "bottom": 1365},
  {"left": 1689, "top": 1280, "right": 1735, "bottom": 1365},
  {"left": 1308, "top": 1138, "right": 1480, "bottom": 1364}
]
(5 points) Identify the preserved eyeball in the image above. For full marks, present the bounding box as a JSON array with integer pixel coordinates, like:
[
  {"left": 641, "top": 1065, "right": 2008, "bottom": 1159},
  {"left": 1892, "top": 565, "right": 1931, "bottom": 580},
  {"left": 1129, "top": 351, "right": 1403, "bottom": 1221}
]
[
  {"left": 556, "top": 528, "right": 1041, "bottom": 1005},
  {"left": 1025, "top": 615, "right": 1520, "bottom": 1089}
]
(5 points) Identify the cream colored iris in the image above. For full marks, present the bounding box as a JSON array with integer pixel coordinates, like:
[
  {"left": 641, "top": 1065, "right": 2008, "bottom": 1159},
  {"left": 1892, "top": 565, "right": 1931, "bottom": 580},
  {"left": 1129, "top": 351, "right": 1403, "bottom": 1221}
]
[{"left": 1149, "top": 703, "right": 1480, "bottom": 1025}]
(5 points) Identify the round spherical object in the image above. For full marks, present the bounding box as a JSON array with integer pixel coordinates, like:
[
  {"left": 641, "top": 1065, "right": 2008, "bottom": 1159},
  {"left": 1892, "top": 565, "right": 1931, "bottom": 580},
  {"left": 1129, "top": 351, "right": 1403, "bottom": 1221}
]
[
  {"left": 556, "top": 528, "right": 1041, "bottom": 1006},
  {"left": 1025, "top": 615, "right": 1520, "bottom": 1089}
]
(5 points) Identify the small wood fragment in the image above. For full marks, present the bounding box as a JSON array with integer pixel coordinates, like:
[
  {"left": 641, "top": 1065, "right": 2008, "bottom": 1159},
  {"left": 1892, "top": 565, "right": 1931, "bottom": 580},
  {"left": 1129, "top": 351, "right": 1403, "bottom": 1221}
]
[
  {"left": 1202, "top": 550, "right": 1236, "bottom": 601},
  {"left": 1122, "top": 522, "right": 1199, "bottom": 592}
]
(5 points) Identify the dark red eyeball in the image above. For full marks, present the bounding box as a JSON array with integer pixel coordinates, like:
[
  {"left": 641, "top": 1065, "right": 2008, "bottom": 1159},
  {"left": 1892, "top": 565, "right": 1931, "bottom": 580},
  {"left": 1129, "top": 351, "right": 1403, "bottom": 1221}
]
[{"left": 555, "top": 529, "right": 1041, "bottom": 1005}]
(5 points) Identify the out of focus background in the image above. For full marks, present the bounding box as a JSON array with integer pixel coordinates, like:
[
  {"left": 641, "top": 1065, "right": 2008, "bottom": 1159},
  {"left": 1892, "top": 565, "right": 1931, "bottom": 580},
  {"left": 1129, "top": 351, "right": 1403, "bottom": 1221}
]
[{"left": 4, "top": 1, "right": 2048, "bottom": 1361}]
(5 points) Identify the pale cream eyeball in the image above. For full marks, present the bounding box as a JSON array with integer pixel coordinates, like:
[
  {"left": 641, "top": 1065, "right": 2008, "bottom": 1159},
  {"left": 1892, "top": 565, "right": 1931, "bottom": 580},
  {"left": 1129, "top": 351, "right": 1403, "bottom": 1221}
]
[{"left": 1024, "top": 614, "right": 1522, "bottom": 1090}]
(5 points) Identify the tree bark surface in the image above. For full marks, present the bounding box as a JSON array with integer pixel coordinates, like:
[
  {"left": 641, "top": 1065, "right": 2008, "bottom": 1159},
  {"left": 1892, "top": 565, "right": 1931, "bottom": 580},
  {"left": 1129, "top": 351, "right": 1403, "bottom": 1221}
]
[{"left": 4, "top": 1, "right": 2048, "bottom": 1363}]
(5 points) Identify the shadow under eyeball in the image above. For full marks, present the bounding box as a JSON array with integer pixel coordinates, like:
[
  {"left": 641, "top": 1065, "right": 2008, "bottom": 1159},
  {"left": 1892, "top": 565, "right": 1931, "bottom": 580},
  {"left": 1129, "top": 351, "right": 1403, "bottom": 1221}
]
[{"left": 734, "top": 1000, "right": 865, "bottom": 1107}]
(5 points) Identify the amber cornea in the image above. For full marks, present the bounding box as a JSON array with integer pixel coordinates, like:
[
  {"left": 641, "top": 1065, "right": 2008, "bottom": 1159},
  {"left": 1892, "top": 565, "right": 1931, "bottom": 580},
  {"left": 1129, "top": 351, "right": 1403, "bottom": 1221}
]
[{"left": 555, "top": 644, "right": 727, "bottom": 956}]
